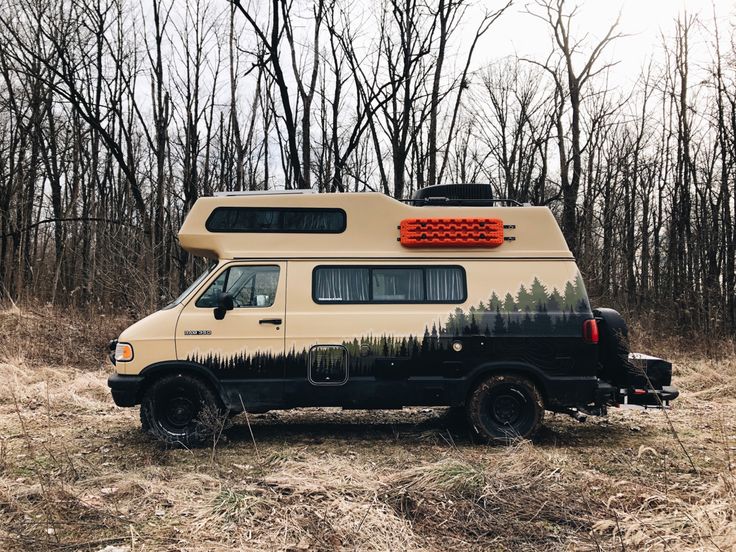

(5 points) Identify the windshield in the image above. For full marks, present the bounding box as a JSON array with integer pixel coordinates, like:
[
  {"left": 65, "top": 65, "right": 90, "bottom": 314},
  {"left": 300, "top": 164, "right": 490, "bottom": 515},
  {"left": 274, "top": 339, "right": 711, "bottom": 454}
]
[{"left": 162, "top": 263, "right": 217, "bottom": 310}]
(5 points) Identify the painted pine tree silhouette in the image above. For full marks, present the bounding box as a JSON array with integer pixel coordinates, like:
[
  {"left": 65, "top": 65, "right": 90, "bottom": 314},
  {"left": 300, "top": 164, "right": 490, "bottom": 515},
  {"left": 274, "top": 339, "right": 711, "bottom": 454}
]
[
  {"left": 443, "top": 275, "right": 590, "bottom": 336},
  {"left": 186, "top": 276, "right": 590, "bottom": 378}
]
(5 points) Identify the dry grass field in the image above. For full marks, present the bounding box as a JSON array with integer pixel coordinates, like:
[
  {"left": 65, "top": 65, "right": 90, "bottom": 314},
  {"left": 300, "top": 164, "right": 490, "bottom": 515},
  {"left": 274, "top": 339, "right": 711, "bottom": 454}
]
[{"left": 0, "top": 306, "right": 734, "bottom": 551}]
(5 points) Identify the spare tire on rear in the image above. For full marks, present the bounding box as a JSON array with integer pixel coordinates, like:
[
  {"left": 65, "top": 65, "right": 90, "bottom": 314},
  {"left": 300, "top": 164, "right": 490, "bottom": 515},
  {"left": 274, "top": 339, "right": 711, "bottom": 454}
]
[{"left": 594, "top": 308, "right": 638, "bottom": 388}]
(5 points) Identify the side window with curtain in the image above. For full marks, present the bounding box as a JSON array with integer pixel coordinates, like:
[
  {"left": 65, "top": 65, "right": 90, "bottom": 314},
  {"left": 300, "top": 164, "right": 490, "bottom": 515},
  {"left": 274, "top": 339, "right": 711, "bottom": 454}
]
[
  {"left": 425, "top": 267, "right": 465, "bottom": 302},
  {"left": 196, "top": 266, "right": 280, "bottom": 308},
  {"left": 372, "top": 268, "right": 423, "bottom": 301},
  {"left": 313, "top": 267, "right": 370, "bottom": 302},
  {"left": 313, "top": 266, "right": 465, "bottom": 304}
]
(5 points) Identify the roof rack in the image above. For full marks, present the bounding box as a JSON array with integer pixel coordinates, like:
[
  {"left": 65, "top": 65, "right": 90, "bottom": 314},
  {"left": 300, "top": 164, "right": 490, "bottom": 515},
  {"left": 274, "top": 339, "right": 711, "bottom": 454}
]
[
  {"left": 212, "top": 189, "right": 315, "bottom": 197},
  {"left": 400, "top": 197, "right": 525, "bottom": 207}
]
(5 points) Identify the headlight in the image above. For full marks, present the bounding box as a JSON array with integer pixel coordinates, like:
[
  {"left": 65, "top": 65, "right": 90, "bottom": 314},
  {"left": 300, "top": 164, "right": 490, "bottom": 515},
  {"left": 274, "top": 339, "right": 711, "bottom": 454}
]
[{"left": 115, "top": 342, "right": 134, "bottom": 362}]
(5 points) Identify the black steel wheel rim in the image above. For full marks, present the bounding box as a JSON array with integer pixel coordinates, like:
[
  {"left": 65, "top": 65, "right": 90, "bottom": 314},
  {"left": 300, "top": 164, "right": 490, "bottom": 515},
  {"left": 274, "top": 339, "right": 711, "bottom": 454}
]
[
  {"left": 483, "top": 383, "right": 535, "bottom": 437},
  {"left": 491, "top": 392, "right": 523, "bottom": 425},
  {"left": 154, "top": 383, "right": 200, "bottom": 435}
]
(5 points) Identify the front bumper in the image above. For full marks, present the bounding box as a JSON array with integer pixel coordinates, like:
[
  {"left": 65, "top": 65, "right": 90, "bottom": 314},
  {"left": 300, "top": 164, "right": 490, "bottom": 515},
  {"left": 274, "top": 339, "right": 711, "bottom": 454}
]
[{"left": 108, "top": 373, "right": 144, "bottom": 407}]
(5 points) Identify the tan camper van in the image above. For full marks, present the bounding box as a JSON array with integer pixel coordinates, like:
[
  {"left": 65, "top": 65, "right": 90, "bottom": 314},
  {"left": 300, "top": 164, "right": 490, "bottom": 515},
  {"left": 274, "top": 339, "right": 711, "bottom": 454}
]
[{"left": 108, "top": 184, "right": 678, "bottom": 445}]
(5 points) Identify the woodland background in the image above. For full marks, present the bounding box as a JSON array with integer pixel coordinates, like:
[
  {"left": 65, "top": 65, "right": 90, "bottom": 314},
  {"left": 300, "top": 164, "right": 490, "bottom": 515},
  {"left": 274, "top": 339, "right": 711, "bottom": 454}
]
[{"left": 0, "top": 0, "right": 734, "bottom": 337}]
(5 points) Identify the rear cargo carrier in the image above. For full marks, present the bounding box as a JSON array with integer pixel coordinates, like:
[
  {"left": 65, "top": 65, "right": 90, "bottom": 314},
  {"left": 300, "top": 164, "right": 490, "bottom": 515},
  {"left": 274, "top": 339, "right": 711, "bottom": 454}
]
[{"left": 594, "top": 308, "right": 678, "bottom": 408}]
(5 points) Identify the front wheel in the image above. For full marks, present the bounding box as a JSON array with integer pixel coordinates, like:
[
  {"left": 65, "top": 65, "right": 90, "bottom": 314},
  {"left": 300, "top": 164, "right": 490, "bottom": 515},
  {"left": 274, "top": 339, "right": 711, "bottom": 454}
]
[
  {"left": 467, "top": 374, "right": 544, "bottom": 443},
  {"left": 140, "top": 373, "right": 224, "bottom": 447}
]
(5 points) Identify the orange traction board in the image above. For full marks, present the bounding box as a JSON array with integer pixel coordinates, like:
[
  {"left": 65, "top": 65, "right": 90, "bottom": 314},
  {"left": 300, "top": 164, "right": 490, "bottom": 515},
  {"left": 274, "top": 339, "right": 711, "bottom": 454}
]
[{"left": 400, "top": 218, "right": 504, "bottom": 247}]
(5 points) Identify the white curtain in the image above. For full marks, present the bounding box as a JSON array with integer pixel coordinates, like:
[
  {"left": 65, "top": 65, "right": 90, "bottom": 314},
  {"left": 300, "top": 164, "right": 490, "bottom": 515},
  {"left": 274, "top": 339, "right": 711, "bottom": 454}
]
[
  {"left": 426, "top": 268, "right": 464, "bottom": 301},
  {"left": 315, "top": 268, "right": 370, "bottom": 301},
  {"left": 315, "top": 266, "right": 464, "bottom": 303}
]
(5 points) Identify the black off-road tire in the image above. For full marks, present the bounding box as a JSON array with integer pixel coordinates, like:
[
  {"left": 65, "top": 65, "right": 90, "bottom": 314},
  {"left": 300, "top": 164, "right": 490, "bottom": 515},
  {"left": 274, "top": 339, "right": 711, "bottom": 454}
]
[
  {"left": 140, "top": 373, "right": 223, "bottom": 447},
  {"left": 467, "top": 374, "right": 544, "bottom": 443}
]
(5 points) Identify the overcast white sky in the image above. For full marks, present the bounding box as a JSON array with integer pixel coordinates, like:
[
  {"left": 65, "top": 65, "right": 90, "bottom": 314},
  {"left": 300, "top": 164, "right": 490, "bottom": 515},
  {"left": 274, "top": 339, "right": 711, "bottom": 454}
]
[
  {"left": 464, "top": 0, "right": 735, "bottom": 88},
  {"left": 208, "top": 1, "right": 735, "bottom": 97}
]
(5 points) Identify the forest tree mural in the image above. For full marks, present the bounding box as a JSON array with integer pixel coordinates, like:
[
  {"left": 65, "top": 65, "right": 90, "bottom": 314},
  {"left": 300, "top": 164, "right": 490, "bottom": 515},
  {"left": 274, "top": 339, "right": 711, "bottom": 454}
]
[
  {"left": 187, "top": 276, "right": 591, "bottom": 378},
  {"left": 445, "top": 274, "right": 591, "bottom": 336}
]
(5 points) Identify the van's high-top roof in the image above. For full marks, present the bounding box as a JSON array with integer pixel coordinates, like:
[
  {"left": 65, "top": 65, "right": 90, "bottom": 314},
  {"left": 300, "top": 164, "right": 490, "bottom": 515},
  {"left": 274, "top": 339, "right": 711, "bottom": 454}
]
[{"left": 178, "top": 191, "right": 572, "bottom": 260}]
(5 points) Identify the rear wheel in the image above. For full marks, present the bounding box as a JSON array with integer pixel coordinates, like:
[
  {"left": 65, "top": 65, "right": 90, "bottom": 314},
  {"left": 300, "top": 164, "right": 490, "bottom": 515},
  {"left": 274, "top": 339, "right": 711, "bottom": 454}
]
[
  {"left": 140, "top": 373, "right": 223, "bottom": 447},
  {"left": 467, "top": 374, "right": 544, "bottom": 443}
]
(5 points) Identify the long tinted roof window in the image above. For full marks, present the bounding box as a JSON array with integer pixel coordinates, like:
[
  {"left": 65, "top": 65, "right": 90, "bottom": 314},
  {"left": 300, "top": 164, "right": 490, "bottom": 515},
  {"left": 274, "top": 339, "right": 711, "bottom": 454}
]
[{"left": 206, "top": 207, "right": 346, "bottom": 233}]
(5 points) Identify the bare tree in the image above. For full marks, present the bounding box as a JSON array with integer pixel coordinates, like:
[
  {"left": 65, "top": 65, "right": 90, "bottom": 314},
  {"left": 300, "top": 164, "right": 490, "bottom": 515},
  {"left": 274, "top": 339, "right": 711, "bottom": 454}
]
[
  {"left": 0, "top": 0, "right": 733, "bottom": 339},
  {"left": 231, "top": 0, "right": 306, "bottom": 188},
  {"left": 525, "top": 0, "right": 624, "bottom": 255},
  {"left": 284, "top": 0, "right": 325, "bottom": 189}
]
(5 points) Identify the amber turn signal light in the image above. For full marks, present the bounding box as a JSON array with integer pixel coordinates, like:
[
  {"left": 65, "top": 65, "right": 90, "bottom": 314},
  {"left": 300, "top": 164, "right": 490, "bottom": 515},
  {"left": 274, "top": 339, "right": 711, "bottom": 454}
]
[{"left": 115, "top": 342, "right": 134, "bottom": 362}]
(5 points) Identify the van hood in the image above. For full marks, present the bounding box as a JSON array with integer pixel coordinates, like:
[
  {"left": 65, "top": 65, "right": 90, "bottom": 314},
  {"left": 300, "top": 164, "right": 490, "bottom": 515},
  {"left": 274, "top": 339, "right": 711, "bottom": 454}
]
[
  {"left": 114, "top": 306, "right": 181, "bottom": 375},
  {"left": 119, "top": 306, "right": 181, "bottom": 342}
]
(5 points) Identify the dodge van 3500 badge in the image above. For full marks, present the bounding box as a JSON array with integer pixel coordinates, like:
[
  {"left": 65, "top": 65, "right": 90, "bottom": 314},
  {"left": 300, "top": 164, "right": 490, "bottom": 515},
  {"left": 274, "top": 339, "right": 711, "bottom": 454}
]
[{"left": 107, "top": 184, "right": 678, "bottom": 446}]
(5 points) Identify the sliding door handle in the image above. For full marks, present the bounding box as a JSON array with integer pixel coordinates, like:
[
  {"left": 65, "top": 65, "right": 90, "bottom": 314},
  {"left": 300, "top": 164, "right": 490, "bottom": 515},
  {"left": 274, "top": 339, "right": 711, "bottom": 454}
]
[{"left": 259, "top": 318, "right": 282, "bottom": 325}]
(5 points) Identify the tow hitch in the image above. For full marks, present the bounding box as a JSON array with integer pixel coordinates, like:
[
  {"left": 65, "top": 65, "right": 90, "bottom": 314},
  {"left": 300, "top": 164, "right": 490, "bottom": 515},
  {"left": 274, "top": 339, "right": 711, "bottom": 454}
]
[{"left": 618, "top": 352, "right": 679, "bottom": 407}]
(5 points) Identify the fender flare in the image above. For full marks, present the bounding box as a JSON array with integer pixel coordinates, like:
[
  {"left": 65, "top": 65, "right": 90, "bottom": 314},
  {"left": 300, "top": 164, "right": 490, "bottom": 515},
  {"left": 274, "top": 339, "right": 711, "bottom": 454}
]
[
  {"left": 138, "top": 361, "right": 228, "bottom": 404},
  {"left": 463, "top": 361, "right": 551, "bottom": 404}
]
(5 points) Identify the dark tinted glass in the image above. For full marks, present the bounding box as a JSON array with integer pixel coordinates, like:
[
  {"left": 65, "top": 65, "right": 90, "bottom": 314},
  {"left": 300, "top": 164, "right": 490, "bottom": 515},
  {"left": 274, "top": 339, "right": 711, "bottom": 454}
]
[
  {"left": 206, "top": 207, "right": 346, "bottom": 233},
  {"left": 372, "top": 268, "right": 423, "bottom": 301}
]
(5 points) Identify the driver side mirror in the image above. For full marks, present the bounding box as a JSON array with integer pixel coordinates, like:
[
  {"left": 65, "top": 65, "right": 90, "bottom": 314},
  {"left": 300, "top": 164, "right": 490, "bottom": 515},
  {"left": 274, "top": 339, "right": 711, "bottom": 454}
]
[{"left": 213, "top": 292, "right": 234, "bottom": 320}]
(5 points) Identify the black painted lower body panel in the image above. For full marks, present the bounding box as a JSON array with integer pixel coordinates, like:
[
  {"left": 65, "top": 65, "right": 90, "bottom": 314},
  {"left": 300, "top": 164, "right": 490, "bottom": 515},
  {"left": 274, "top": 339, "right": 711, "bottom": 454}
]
[
  {"left": 108, "top": 336, "right": 602, "bottom": 412},
  {"left": 108, "top": 371, "right": 600, "bottom": 412},
  {"left": 220, "top": 375, "right": 600, "bottom": 412}
]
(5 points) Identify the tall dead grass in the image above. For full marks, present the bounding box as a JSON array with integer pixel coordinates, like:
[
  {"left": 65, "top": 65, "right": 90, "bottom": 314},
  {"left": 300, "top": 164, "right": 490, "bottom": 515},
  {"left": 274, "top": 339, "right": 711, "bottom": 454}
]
[
  {"left": 385, "top": 445, "right": 600, "bottom": 549},
  {"left": 0, "top": 304, "right": 734, "bottom": 550},
  {"left": 0, "top": 303, "right": 130, "bottom": 369},
  {"left": 626, "top": 313, "right": 736, "bottom": 365}
]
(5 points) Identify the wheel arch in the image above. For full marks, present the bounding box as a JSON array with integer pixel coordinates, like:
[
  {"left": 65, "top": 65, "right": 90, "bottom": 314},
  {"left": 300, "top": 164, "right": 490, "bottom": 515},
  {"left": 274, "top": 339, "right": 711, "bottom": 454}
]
[
  {"left": 138, "top": 361, "right": 226, "bottom": 405},
  {"left": 463, "top": 362, "right": 549, "bottom": 407}
]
